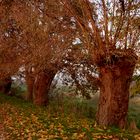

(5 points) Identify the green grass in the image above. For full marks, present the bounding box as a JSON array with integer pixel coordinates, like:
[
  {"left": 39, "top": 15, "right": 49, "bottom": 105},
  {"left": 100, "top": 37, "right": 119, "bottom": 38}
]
[
  {"left": 128, "top": 96, "right": 140, "bottom": 129},
  {"left": 0, "top": 93, "right": 140, "bottom": 139}
]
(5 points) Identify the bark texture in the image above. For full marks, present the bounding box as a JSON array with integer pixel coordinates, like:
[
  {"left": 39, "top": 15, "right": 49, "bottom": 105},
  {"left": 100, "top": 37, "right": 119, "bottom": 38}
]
[
  {"left": 33, "top": 71, "right": 55, "bottom": 106},
  {"left": 25, "top": 72, "right": 35, "bottom": 101},
  {"left": 96, "top": 50, "right": 137, "bottom": 128}
]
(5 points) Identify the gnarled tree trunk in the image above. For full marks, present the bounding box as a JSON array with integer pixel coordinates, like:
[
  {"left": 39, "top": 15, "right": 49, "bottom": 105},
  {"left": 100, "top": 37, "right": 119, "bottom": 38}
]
[
  {"left": 33, "top": 71, "right": 56, "bottom": 106},
  {"left": 0, "top": 77, "right": 12, "bottom": 94},
  {"left": 25, "top": 72, "right": 35, "bottom": 101},
  {"left": 96, "top": 51, "right": 137, "bottom": 128}
]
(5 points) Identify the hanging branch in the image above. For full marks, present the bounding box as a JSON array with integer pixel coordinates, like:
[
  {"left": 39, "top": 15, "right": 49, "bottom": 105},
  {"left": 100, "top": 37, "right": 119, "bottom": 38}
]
[{"left": 60, "top": 0, "right": 91, "bottom": 50}]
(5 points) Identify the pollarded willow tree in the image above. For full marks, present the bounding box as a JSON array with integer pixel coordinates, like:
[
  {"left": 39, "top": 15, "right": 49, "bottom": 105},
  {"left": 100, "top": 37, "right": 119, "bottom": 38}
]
[
  {"left": 0, "top": 0, "right": 82, "bottom": 105},
  {"left": 13, "top": 0, "right": 80, "bottom": 105},
  {"left": 58, "top": 0, "right": 140, "bottom": 128}
]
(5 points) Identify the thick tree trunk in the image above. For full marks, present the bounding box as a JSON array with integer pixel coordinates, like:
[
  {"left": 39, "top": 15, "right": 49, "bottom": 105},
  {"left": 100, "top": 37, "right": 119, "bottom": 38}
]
[
  {"left": 33, "top": 71, "right": 55, "bottom": 106},
  {"left": 25, "top": 72, "right": 35, "bottom": 101},
  {"left": 0, "top": 77, "right": 12, "bottom": 94},
  {"left": 96, "top": 52, "right": 137, "bottom": 128}
]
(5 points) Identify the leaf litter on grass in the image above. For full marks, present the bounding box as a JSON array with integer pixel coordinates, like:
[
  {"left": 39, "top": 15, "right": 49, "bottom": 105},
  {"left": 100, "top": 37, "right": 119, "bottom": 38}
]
[{"left": 0, "top": 94, "right": 139, "bottom": 139}]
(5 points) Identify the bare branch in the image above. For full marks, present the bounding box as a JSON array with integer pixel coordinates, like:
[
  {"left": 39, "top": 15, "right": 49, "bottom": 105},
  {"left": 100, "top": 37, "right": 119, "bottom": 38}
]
[{"left": 101, "top": 0, "right": 109, "bottom": 48}]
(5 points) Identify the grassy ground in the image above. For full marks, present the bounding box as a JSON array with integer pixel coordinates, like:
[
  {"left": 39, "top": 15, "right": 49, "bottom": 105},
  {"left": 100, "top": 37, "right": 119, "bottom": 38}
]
[
  {"left": 0, "top": 94, "right": 140, "bottom": 140},
  {"left": 128, "top": 96, "right": 140, "bottom": 129}
]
